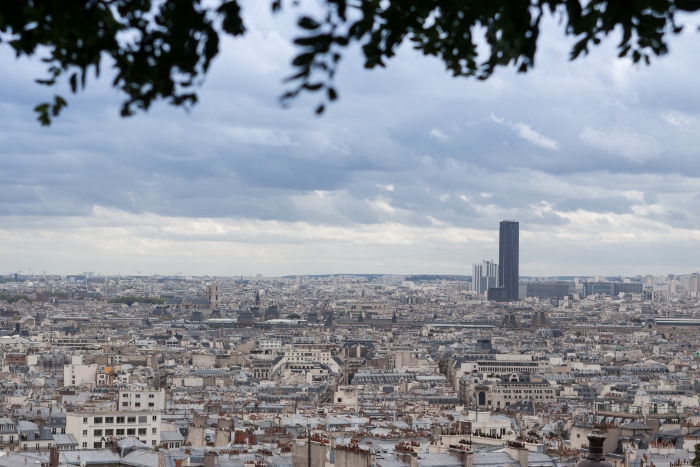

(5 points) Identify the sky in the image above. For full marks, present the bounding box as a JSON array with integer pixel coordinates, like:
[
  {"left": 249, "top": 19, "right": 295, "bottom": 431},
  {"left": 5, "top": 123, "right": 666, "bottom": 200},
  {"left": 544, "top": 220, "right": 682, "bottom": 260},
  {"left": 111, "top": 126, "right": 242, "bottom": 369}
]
[{"left": 1, "top": 3, "right": 700, "bottom": 277}]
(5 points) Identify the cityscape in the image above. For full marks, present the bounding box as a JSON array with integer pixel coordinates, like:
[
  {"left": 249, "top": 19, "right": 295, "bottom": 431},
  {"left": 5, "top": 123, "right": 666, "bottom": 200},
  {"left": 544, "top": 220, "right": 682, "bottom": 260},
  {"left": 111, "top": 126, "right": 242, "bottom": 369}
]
[
  {"left": 0, "top": 219, "right": 697, "bottom": 467},
  {"left": 2, "top": 1, "right": 700, "bottom": 467}
]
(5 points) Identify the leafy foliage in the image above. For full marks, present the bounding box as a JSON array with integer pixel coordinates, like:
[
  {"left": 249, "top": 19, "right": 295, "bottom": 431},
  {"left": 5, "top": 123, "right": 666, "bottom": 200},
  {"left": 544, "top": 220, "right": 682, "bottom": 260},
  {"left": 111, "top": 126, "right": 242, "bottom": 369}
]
[
  {"left": 0, "top": 294, "right": 33, "bottom": 304},
  {"left": 1, "top": 0, "right": 698, "bottom": 123},
  {"left": 109, "top": 295, "right": 165, "bottom": 306},
  {"left": 287, "top": 313, "right": 302, "bottom": 319},
  {"left": 692, "top": 442, "right": 700, "bottom": 467},
  {"left": 282, "top": 0, "right": 700, "bottom": 112}
]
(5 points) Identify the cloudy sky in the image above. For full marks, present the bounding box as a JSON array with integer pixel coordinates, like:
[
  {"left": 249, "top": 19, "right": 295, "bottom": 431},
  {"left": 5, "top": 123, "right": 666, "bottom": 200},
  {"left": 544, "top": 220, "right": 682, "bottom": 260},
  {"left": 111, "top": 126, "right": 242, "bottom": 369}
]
[{"left": 1, "top": 3, "right": 700, "bottom": 277}]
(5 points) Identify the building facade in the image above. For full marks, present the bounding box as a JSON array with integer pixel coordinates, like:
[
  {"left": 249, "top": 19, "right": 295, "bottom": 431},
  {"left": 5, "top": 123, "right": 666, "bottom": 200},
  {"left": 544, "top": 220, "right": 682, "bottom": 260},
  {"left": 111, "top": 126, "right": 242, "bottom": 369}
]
[
  {"left": 498, "top": 220, "right": 519, "bottom": 301},
  {"left": 66, "top": 411, "right": 161, "bottom": 449}
]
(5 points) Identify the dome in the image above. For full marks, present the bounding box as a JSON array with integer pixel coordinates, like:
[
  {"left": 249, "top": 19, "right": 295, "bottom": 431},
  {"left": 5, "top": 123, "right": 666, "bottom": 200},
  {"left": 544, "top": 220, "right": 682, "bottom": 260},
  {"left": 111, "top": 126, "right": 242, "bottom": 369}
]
[{"left": 535, "top": 328, "right": 551, "bottom": 339}]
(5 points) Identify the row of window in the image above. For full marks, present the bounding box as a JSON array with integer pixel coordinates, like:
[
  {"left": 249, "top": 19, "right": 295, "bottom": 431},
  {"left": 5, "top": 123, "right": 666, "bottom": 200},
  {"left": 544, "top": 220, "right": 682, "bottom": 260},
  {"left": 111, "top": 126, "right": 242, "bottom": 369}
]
[
  {"left": 83, "top": 416, "right": 157, "bottom": 424},
  {"left": 84, "top": 428, "right": 157, "bottom": 436},
  {"left": 122, "top": 402, "right": 156, "bottom": 407},
  {"left": 122, "top": 393, "right": 156, "bottom": 399},
  {"left": 84, "top": 438, "right": 159, "bottom": 448}
]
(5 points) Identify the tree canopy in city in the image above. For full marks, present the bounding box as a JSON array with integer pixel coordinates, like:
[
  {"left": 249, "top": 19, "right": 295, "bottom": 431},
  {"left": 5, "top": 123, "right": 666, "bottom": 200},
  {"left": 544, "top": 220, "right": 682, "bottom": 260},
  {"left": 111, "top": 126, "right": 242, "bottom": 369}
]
[{"left": 1, "top": 0, "right": 698, "bottom": 125}]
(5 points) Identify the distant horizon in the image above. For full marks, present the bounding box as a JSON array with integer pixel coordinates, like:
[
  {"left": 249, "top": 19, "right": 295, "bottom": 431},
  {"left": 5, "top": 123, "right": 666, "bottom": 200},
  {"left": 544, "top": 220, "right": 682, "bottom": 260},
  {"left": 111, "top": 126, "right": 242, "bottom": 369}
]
[{"left": 5, "top": 272, "right": 692, "bottom": 280}]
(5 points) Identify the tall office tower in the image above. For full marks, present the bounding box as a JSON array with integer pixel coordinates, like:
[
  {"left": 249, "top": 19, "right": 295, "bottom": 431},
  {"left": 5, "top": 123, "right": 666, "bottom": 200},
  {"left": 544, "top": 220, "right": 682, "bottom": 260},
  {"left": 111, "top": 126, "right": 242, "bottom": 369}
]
[
  {"left": 498, "top": 220, "right": 519, "bottom": 301},
  {"left": 472, "top": 260, "right": 498, "bottom": 294}
]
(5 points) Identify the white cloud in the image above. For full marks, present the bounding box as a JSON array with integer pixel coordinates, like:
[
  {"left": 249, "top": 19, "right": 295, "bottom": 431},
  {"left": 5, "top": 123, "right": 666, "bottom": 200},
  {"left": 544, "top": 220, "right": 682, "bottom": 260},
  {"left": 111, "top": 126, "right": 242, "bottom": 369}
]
[
  {"left": 429, "top": 128, "right": 448, "bottom": 141},
  {"left": 368, "top": 198, "right": 395, "bottom": 213},
  {"left": 663, "top": 111, "right": 700, "bottom": 129},
  {"left": 579, "top": 126, "right": 661, "bottom": 162},
  {"left": 223, "top": 126, "right": 296, "bottom": 147},
  {"left": 511, "top": 122, "right": 560, "bottom": 150},
  {"left": 377, "top": 184, "right": 394, "bottom": 192},
  {"left": 489, "top": 114, "right": 559, "bottom": 149}
]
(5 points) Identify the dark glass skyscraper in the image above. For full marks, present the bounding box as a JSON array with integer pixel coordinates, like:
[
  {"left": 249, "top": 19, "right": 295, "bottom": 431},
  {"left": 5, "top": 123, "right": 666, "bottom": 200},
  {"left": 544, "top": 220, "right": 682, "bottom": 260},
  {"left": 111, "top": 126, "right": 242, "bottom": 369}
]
[{"left": 498, "top": 220, "right": 519, "bottom": 300}]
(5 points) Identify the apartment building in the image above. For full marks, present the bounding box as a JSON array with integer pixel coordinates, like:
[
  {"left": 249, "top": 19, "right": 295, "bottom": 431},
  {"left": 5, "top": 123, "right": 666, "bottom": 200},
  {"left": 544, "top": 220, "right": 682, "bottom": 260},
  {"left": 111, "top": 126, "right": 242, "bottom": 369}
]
[
  {"left": 63, "top": 364, "right": 98, "bottom": 386},
  {"left": 66, "top": 411, "right": 161, "bottom": 449},
  {"left": 118, "top": 388, "right": 166, "bottom": 411}
]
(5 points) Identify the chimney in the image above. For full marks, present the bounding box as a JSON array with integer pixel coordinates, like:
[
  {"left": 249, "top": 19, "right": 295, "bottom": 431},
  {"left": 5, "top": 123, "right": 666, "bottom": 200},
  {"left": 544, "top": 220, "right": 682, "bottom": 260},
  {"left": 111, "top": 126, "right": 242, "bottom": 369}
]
[
  {"left": 203, "top": 452, "right": 218, "bottom": 467},
  {"left": 464, "top": 451, "right": 473, "bottom": 467},
  {"left": 50, "top": 446, "right": 59, "bottom": 467},
  {"left": 517, "top": 447, "right": 528, "bottom": 467},
  {"left": 576, "top": 429, "right": 613, "bottom": 467}
]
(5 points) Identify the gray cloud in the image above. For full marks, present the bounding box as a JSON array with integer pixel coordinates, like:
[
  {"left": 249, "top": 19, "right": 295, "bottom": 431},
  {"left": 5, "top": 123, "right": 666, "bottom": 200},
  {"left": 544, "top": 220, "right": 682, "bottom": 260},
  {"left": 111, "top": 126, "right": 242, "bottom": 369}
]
[{"left": 0, "top": 7, "right": 700, "bottom": 275}]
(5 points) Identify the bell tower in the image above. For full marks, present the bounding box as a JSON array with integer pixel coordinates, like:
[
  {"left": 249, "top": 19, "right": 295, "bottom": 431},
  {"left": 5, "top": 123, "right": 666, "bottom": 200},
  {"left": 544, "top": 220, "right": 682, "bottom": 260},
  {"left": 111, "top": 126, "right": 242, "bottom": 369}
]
[{"left": 206, "top": 281, "right": 221, "bottom": 309}]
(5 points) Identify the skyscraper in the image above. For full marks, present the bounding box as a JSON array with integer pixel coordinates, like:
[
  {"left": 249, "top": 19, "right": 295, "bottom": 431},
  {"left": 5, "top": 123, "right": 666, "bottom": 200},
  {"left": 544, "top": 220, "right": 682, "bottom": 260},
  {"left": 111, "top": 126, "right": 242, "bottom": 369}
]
[
  {"left": 472, "top": 260, "right": 498, "bottom": 294},
  {"left": 499, "top": 220, "right": 519, "bottom": 300},
  {"left": 487, "top": 220, "right": 519, "bottom": 302}
]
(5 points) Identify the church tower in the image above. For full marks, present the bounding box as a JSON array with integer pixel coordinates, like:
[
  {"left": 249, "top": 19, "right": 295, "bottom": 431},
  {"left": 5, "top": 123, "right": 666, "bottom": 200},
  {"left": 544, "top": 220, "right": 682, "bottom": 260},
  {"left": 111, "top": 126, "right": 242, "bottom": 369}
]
[{"left": 206, "top": 282, "right": 221, "bottom": 309}]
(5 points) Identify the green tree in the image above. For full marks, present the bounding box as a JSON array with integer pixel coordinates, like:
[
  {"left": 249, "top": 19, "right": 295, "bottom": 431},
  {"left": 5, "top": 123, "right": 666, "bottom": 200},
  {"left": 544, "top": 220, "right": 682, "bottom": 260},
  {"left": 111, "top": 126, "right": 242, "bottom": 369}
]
[
  {"left": 2, "top": 0, "right": 698, "bottom": 124},
  {"left": 0, "top": 294, "right": 32, "bottom": 304},
  {"left": 692, "top": 442, "right": 700, "bottom": 467},
  {"left": 287, "top": 313, "right": 302, "bottom": 319}
]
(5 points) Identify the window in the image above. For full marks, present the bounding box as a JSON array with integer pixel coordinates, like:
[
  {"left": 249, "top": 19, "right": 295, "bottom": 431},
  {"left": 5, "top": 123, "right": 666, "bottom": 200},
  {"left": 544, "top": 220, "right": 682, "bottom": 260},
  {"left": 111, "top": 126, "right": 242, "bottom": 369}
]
[
  {"left": 123, "top": 393, "right": 129, "bottom": 398},
  {"left": 82, "top": 442, "right": 87, "bottom": 448},
  {"left": 135, "top": 403, "right": 141, "bottom": 407},
  {"left": 127, "top": 417, "right": 136, "bottom": 423},
  {"left": 61, "top": 429, "right": 65, "bottom": 434},
  {"left": 117, "top": 417, "right": 125, "bottom": 424},
  {"left": 94, "top": 442, "right": 102, "bottom": 449},
  {"left": 138, "top": 416, "right": 147, "bottom": 423},
  {"left": 105, "top": 417, "right": 114, "bottom": 424},
  {"left": 135, "top": 394, "right": 141, "bottom": 399},
  {"left": 148, "top": 394, "right": 154, "bottom": 399},
  {"left": 82, "top": 430, "right": 88, "bottom": 436},
  {"left": 122, "top": 402, "right": 129, "bottom": 407},
  {"left": 105, "top": 429, "right": 114, "bottom": 436},
  {"left": 148, "top": 403, "right": 154, "bottom": 407},
  {"left": 138, "top": 428, "right": 147, "bottom": 435},
  {"left": 152, "top": 440, "right": 157, "bottom": 445},
  {"left": 116, "top": 429, "right": 125, "bottom": 436},
  {"left": 127, "top": 429, "right": 136, "bottom": 436},
  {"left": 152, "top": 428, "right": 157, "bottom": 434},
  {"left": 94, "top": 417, "right": 103, "bottom": 424},
  {"left": 94, "top": 430, "right": 102, "bottom": 436},
  {"left": 152, "top": 416, "right": 158, "bottom": 422},
  {"left": 82, "top": 418, "right": 88, "bottom": 423}
]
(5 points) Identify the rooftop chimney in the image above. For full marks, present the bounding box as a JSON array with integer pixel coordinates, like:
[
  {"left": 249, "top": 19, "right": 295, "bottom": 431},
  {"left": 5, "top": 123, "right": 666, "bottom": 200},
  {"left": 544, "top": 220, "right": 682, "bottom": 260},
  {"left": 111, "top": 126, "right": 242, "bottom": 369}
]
[{"left": 576, "top": 430, "right": 613, "bottom": 467}]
